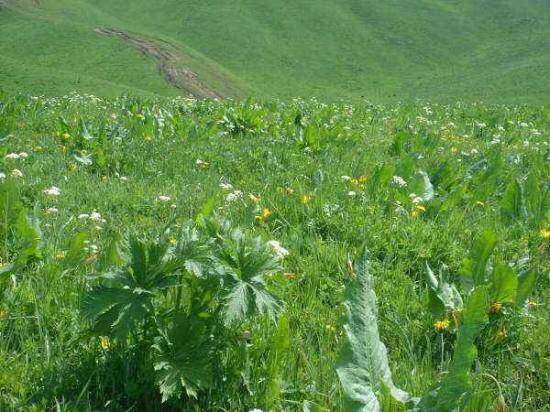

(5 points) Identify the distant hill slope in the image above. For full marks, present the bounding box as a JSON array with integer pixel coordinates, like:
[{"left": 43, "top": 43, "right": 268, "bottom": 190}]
[{"left": 1, "top": 0, "right": 549, "bottom": 102}]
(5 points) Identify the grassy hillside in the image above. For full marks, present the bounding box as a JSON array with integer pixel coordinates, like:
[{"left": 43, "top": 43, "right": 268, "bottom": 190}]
[{"left": 1, "top": 0, "right": 550, "bottom": 102}]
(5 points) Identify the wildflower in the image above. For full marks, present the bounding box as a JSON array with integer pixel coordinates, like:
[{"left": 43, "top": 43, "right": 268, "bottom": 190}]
[
  {"left": 68, "top": 162, "right": 77, "bottom": 172},
  {"left": 136, "top": 113, "right": 145, "bottom": 120},
  {"left": 45, "top": 207, "right": 59, "bottom": 215},
  {"left": 219, "top": 182, "right": 233, "bottom": 191},
  {"left": 325, "top": 324, "right": 336, "bottom": 332},
  {"left": 391, "top": 176, "right": 407, "bottom": 188},
  {"left": 89, "top": 211, "right": 102, "bottom": 222},
  {"left": 55, "top": 251, "right": 66, "bottom": 260},
  {"left": 411, "top": 204, "right": 426, "bottom": 218},
  {"left": 248, "top": 193, "right": 261, "bottom": 203},
  {"left": 284, "top": 272, "right": 297, "bottom": 280},
  {"left": 170, "top": 204, "right": 177, "bottom": 210},
  {"left": 300, "top": 194, "right": 312, "bottom": 204},
  {"left": 357, "top": 175, "right": 368, "bottom": 184},
  {"left": 195, "top": 159, "right": 210, "bottom": 169},
  {"left": 475, "top": 201, "right": 485, "bottom": 207},
  {"left": 119, "top": 176, "right": 129, "bottom": 182},
  {"left": 409, "top": 194, "right": 423, "bottom": 204},
  {"left": 451, "top": 146, "right": 459, "bottom": 155},
  {"left": 157, "top": 195, "right": 172, "bottom": 202},
  {"left": 11, "top": 169, "right": 23, "bottom": 178},
  {"left": 0, "top": 172, "right": 5, "bottom": 180},
  {"left": 489, "top": 302, "right": 503, "bottom": 314},
  {"left": 249, "top": 409, "right": 263, "bottom": 412},
  {"left": 0, "top": 309, "right": 8, "bottom": 321},
  {"left": 34, "top": 146, "right": 43, "bottom": 152},
  {"left": 43, "top": 186, "right": 61, "bottom": 196},
  {"left": 144, "top": 135, "right": 152, "bottom": 142},
  {"left": 256, "top": 207, "right": 272, "bottom": 222},
  {"left": 5, "top": 153, "right": 20, "bottom": 160},
  {"left": 100, "top": 336, "right": 111, "bottom": 350},
  {"left": 470, "top": 148, "right": 479, "bottom": 155},
  {"left": 78, "top": 214, "right": 90, "bottom": 220},
  {"left": 19, "top": 152, "right": 29, "bottom": 159},
  {"left": 540, "top": 228, "right": 550, "bottom": 240},
  {"left": 283, "top": 187, "right": 295, "bottom": 196},
  {"left": 267, "top": 240, "right": 289, "bottom": 260},
  {"left": 226, "top": 190, "right": 243, "bottom": 202},
  {"left": 347, "top": 191, "right": 357, "bottom": 197},
  {"left": 434, "top": 319, "right": 450, "bottom": 332},
  {"left": 341, "top": 175, "right": 351, "bottom": 182}
]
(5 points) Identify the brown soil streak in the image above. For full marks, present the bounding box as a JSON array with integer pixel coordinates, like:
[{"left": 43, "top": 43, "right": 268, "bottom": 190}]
[{"left": 94, "top": 27, "right": 221, "bottom": 99}]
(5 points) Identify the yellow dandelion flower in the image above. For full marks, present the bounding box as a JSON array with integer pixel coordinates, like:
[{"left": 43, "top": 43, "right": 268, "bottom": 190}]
[
  {"left": 357, "top": 175, "right": 368, "bottom": 184},
  {"left": 55, "top": 251, "right": 66, "bottom": 260},
  {"left": 61, "top": 132, "right": 70, "bottom": 140},
  {"left": 411, "top": 204, "right": 426, "bottom": 218},
  {"left": 434, "top": 319, "right": 450, "bottom": 332},
  {"left": 144, "top": 135, "right": 152, "bottom": 142},
  {"left": 451, "top": 146, "right": 459, "bottom": 155},
  {"left": 68, "top": 162, "right": 77, "bottom": 172},
  {"left": 169, "top": 237, "right": 177, "bottom": 246},
  {"left": 248, "top": 193, "right": 261, "bottom": 204},
  {"left": 255, "top": 207, "right": 272, "bottom": 222},
  {"left": 540, "top": 228, "right": 550, "bottom": 240},
  {"left": 100, "top": 336, "right": 111, "bottom": 350},
  {"left": 489, "top": 302, "right": 503, "bottom": 314},
  {"left": 135, "top": 113, "right": 145, "bottom": 120},
  {"left": 475, "top": 201, "right": 484, "bottom": 207},
  {"left": 0, "top": 309, "right": 8, "bottom": 321},
  {"left": 284, "top": 272, "right": 297, "bottom": 280},
  {"left": 300, "top": 194, "right": 312, "bottom": 204}
]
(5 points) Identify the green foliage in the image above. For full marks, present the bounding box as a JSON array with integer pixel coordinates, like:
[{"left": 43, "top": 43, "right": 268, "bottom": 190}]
[{"left": 337, "top": 251, "right": 414, "bottom": 411}]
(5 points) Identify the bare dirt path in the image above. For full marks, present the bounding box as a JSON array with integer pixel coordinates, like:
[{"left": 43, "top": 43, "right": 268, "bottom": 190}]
[{"left": 94, "top": 27, "right": 222, "bottom": 99}]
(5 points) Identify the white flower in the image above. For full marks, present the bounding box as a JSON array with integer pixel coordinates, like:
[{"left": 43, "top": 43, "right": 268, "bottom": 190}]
[
  {"left": 411, "top": 196, "right": 423, "bottom": 204},
  {"left": 474, "top": 121, "right": 486, "bottom": 128},
  {"left": 157, "top": 195, "right": 171, "bottom": 202},
  {"left": 219, "top": 182, "right": 233, "bottom": 191},
  {"left": 45, "top": 207, "right": 59, "bottom": 214},
  {"left": 347, "top": 191, "right": 357, "bottom": 197},
  {"left": 119, "top": 176, "right": 129, "bottom": 182},
  {"left": 78, "top": 214, "right": 90, "bottom": 220},
  {"left": 341, "top": 175, "right": 351, "bottom": 182},
  {"left": 519, "top": 122, "right": 528, "bottom": 128},
  {"left": 225, "top": 190, "right": 243, "bottom": 202},
  {"left": 18, "top": 152, "right": 29, "bottom": 159},
  {"left": 11, "top": 169, "right": 23, "bottom": 178},
  {"left": 391, "top": 176, "right": 407, "bottom": 188},
  {"left": 470, "top": 148, "right": 479, "bottom": 155},
  {"left": 267, "top": 240, "right": 289, "bottom": 260},
  {"left": 89, "top": 211, "right": 102, "bottom": 222},
  {"left": 0, "top": 172, "right": 5, "bottom": 180},
  {"left": 5, "top": 153, "right": 20, "bottom": 160},
  {"left": 170, "top": 204, "right": 177, "bottom": 209},
  {"left": 249, "top": 409, "right": 263, "bottom": 412},
  {"left": 43, "top": 186, "right": 61, "bottom": 196}
]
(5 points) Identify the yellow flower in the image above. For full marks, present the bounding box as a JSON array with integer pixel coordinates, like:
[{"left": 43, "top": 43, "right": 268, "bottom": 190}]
[
  {"left": 68, "top": 162, "right": 77, "bottom": 172},
  {"left": 300, "top": 194, "right": 312, "bottom": 204},
  {"left": 248, "top": 193, "right": 261, "bottom": 204},
  {"left": 284, "top": 272, "right": 297, "bottom": 280},
  {"left": 100, "top": 336, "right": 111, "bottom": 350},
  {"left": 144, "top": 135, "right": 152, "bottom": 142},
  {"left": 434, "top": 319, "right": 450, "bottom": 332},
  {"left": 61, "top": 132, "right": 70, "bottom": 140},
  {"left": 475, "top": 201, "right": 484, "bottom": 207},
  {"left": 255, "top": 207, "right": 272, "bottom": 222},
  {"left": 101, "top": 175, "right": 108, "bottom": 182},
  {"left": 135, "top": 113, "right": 145, "bottom": 120},
  {"left": 55, "top": 251, "right": 66, "bottom": 260},
  {"left": 411, "top": 204, "right": 426, "bottom": 218},
  {"left": 451, "top": 146, "right": 459, "bottom": 155},
  {"left": 34, "top": 146, "right": 43, "bottom": 152},
  {"left": 169, "top": 237, "right": 177, "bottom": 246},
  {"left": 489, "top": 302, "right": 503, "bottom": 314},
  {"left": 540, "top": 228, "right": 550, "bottom": 240},
  {"left": 0, "top": 309, "right": 8, "bottom": 321},
  {"left": 357, "top": 175, "right": 368, "bottom": 184}
]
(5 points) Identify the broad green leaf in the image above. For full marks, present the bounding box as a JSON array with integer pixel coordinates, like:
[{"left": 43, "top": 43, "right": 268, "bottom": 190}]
[
  {"left": 153, "top": 313, "right": 213, "bottom": 401},
  {"left": 266, "top": 313, "right": 290, "bottom": 409},
  {"left": 336, "top": 251, "right": 415, "bottom": 411},
  {"left": 419, "top": 171, "right": 435, "bottom": 202},
  {"left": 425, "top": 262, "right": 463, "bottom": 315},
  {"left": 461, "top": 229, "right": 497, "bottom": 289},
  {"left": 490, "top": 262, "right": 518, "bottom": 304},
  {"left": 64, "top": 232, "right": 89, "bottom": 268},
  {"left": 501, "top": 179, "right": 523, "bottom": 221},
  {"left": 419, "top": 287, "right": 489, "bottom": 410},
  {"left": 516, "top": 269, "right": 536, "bottom": 305}
]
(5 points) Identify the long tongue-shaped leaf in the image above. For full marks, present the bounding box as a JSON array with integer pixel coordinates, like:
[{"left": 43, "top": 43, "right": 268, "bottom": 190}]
[{"left": 336, "top": 250, "right": 417, "bottom": 411}]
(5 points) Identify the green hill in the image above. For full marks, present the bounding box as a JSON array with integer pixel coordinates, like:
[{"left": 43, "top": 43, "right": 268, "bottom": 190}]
[{"left": 1, "top": 0, "right": 549, "bottom": 102}]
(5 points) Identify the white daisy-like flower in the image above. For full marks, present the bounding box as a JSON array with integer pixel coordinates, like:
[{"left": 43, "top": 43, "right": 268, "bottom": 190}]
[
  {"left": 78, "top": 214, "right": 90, "bottom": 220},
  {"left": 267, "top": 240, "right": 289, "bottom": 260},
  {"left": 225, "top": 190, "right": 243, "bottom": 202},
  {"left": 119, "top": 176, "right": 129, "bottom": 182},
  {"left": 45, "top": 207, "right": 59, "bottom": 214},
  {"left": 43, "top": 186, "right": 61, "bottom": 196},
  {"left": 5, "top": 153, "right": 20, "bottom": 160},
  {"left": 157, "top": 195, "right": 171, "bottom": 202},
  {"left": 18, "top": 152, "right": 29, "bottom": 159},
  {"left": 219, "top": 182, "right": 233, "bottom": 191},
  {"left": 347, "top": 191, "right": 357, "bottom": 197},
  {"left": 89, "top": 211, "right": 102, "bottom": 222},
  {"left": 391, "top": 175, "right": 407, "bottom": 188},
  {"left": 0, "top": 172, "right": 5, "bottom": 180},
  {"left": 170, "top": 204, "right": 177, "bottom": 209},
  {"left": 470, "top": 148, "right": 479, "bottom": 155},
  {"left": 11, "top": 169, "right": 23, "bottom": 178},
  {"left": 341, "top": 175, "right": 351, "bottom": 182}
]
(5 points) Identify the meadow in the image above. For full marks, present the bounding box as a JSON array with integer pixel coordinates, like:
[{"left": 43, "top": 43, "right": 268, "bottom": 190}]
[{"left": 0, "top": 93, "right": 548, "bottom": 411}]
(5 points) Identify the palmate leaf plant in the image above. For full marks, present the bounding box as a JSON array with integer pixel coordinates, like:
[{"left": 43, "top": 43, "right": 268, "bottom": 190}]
[
  {"left": 337, "top": 232, "right": 537, "bottom": 411},
  {"left": 82, "top": 217, "right": 284, "bottom": 403}
]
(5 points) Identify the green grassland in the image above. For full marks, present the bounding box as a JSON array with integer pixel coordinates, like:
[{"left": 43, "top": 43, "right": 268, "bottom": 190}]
[
  {"left": 0, "top": 94, "right": 548, "bottom": 410},
  {"left": 1, "top": 0, "right": 550, "bottom": 102}
]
